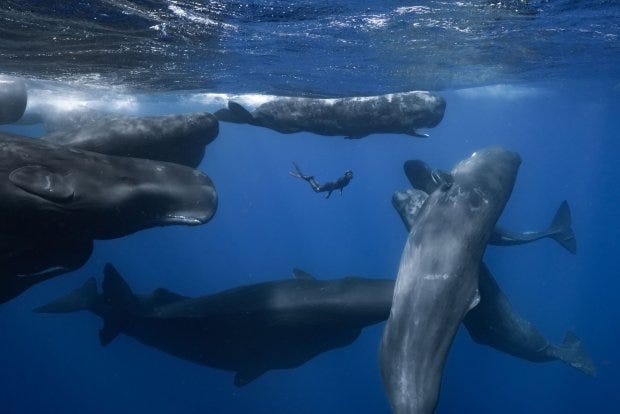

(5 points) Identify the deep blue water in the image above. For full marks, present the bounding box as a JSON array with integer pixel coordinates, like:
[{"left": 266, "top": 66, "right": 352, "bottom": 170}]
[{"left": 1, "top": 1, "right": 619, "bottom": 414}]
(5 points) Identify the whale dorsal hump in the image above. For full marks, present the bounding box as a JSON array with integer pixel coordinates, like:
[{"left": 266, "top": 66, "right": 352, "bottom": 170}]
[
  {"left": 228, "top": 101, "right": 254, "bottom": 123},
  {"left": 292, "top": 268, "right": 316, "bottom": 280},
  {"left": 150, "top": 288, "right": 188, "bottom": 307},
  {"left": 9, "top": 165, "right": 74, "bottom": 202}
]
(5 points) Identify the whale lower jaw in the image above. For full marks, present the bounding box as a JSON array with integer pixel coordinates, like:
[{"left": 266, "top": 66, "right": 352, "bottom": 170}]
[{"left": 161, "top": 215, "right": 207, "bottom": 225}]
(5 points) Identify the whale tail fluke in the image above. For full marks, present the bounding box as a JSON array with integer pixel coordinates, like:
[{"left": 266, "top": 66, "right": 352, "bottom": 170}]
[
  {"left": 214, "top": 101, "right": 254, "bottom": 124},
  {"left": 548, "top": 201, "right": 577, "bottom": 254},
  {"left": 34, "top": 277, "right": 99, "bottom": 314},
  {"left": 98, "top": 263, "right": 139, "bottom": 346},
  {"left": 553, "top": 331, "right": 596, "bottom": 376}
]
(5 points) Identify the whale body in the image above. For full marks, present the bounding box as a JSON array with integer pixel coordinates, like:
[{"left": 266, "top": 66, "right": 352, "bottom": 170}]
[
  {"left": 380, "top": 147, "right": 521, "bottom": 414},
  {"left": 215, "top": 91, "right": 446, "bottom": 138},
  {"left": 36, "top": 264, "right": 394, "bottom": 386}
]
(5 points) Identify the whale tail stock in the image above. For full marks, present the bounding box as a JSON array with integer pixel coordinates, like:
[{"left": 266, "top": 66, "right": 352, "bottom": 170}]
[
  {"left": 97, "top": 263, "right": 139, "bottom": 346},
  {"left": 551, "top": 331, "right": 596, "bottom": 376},
  {"left": 34, "top": 263, "right": 138, "bottom": 347},
  {"left": 214, "top": 101, "right": 254, "bottom": 124},
  {"left": 548, "top": 201, "right": 577, "bottom": 254}
]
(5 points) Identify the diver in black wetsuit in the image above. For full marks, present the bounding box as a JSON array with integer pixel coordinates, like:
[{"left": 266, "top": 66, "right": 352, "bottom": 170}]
[{"left": 289, "top": 162, "right": 353, "bottom": 198}]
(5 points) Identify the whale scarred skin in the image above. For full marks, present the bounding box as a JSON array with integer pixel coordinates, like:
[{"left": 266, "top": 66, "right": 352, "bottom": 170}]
[{"left": 392, "top": 188, "right": 595, "bottom": 378}]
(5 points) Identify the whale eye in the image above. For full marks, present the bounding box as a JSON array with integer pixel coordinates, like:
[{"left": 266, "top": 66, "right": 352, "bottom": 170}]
[{"left": 9, "top": 165, "right": 74, "bottom": 203}]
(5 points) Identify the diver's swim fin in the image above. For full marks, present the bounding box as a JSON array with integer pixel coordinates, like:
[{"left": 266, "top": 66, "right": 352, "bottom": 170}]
[{"left": 288, "top": 162, "right": 313, "bottom": 181}]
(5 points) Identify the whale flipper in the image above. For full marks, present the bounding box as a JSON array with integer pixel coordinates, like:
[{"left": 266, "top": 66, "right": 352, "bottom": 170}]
[
  {"left": 548, "top": 201, "right": 577, "bottom": 254},
  {"left": 34, "top": 277, "right": 98, "bottom": 313},
  {"left": 9, "top": 165, "right": 74, "bottom": 202},
  {"left": 214, "top": 101, "right": 254, "bottom": 124},
  {"left": 549, "top": 331, "right": 596, "bottom": 376}
]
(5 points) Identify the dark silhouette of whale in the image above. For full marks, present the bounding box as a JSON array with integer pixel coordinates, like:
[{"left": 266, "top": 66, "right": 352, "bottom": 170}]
[
  {"left": 392, "top": 188, "right": 595, "bottom": 376},
  {"left": 42, "top": 112, "right": 219, "bottom": 168},
  {"left": 35, "top": 264, "right": 394, "bottom": 386},
  {"left": 0, "top": 76, "right": 27, "bottom": 124},
  {"left": 381, "top": 147, "right": 521, "bottom": 414},
  {"left": 403, "top": 159, "right": 577, "bottom": 253},
  {"left": 214, "top": 91, "right": 446, "bottom": 139},
  {"left": 0, "top": 131, "right": 217, "bottom": 240}
]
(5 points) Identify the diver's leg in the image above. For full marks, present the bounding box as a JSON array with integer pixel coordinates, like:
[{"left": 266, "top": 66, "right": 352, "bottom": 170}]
[
  {"left": 289, "top": 162, "right": 315, "bottom": 181},
  {"left": 309, "top": 178, "right": 322, "bottom": 192}
]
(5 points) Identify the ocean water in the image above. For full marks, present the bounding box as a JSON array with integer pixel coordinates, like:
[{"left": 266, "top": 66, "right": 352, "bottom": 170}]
[{"left": 0, "top": 1, "right": 619, "bottom": 413}]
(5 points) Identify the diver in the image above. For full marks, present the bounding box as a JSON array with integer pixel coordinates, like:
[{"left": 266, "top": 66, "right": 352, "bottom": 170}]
[{"left": 289, "top": 162, "right": 353, "bottom": 198}]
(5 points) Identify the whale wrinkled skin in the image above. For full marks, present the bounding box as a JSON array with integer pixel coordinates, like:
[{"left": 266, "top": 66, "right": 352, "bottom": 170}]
[
  {"left": 380, "top": 147, "right": 521, "bottom": 414},
  {"left": 0, "top": 132, "right": 217, "bottom": 240},
  {"left": 42, "top": 112, "right": 219, "bottom": 168},
  {"left": 215, "top": 91, "right": 446, "bottom": 138}
]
